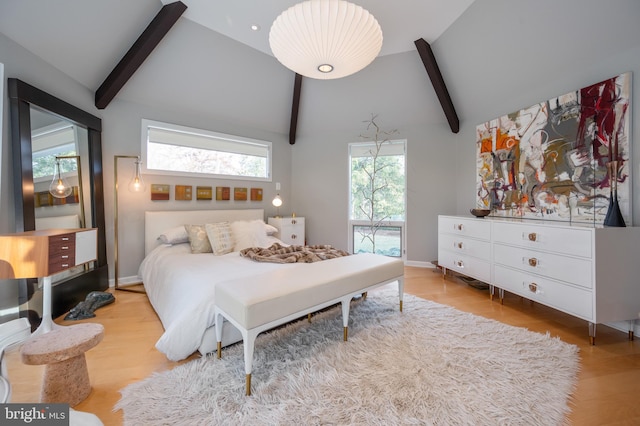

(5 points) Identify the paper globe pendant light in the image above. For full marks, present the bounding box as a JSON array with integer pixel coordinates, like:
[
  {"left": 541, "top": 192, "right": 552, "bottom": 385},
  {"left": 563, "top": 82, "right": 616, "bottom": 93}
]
[{"left": 269, "top": 0, "right": 383, "bottom": 80}]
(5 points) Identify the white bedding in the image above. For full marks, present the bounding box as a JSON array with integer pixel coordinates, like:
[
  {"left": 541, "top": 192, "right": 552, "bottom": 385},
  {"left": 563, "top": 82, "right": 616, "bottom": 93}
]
[{"left": 139, "top": 238, "right": 288, "bottom": 361}]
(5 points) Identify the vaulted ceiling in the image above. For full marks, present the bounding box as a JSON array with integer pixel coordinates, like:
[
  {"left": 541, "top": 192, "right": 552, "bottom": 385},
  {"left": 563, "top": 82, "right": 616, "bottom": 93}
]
[{"left": 0, "top": 0, "right": 474, "bottom": 92}]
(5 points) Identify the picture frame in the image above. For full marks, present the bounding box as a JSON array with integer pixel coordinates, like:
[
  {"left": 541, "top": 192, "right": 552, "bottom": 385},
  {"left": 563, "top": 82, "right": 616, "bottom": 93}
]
[
  {"left": 250, "top": 188, "right": 263, "bottom": 201},
  {"left": 151, "top": 184, "right": 170, "bottom": 201},
  {"left": 216, "top": 186, "right": 230, "bottom": 201},
  {"left": 175, "top": 185, "right": 192, "bottom": 201},
  {"left": 234, "top": 187, "right": 248, "bottom": 201},
  {"left": 196, "top": 186, "right": 213, "bottom": 200}
]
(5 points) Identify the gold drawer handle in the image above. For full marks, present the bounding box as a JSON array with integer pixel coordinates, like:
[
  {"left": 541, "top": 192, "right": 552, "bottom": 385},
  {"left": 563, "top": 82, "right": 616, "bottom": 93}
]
[
  {"left": 528, "top": 283, "right": 538, "bottom": 293},
  {"left": 61, "top": 246, "right": 69, "bottom": 250},
  {"left": 291, "top": 234, "right": 297, "bottom": 239},
  {"left": 455, "top": 260, "right": 464, "bottom": 268},
  {"left": 61, "top": 237, "right": 70, "bottom": 241},
  {"left": 455, "top": 242, "right": 463, "bottom": 249},
  {"left": 456, "top": 224, "right": 464, "bottom": 231},
  {"left": 291, "top": 219, "right": 297, "bottom": 225},
  {"left": 528, "top": 232, "right": 537, "bottom": 242},
  {"left": 61, "top": 264, "right": 69, "bottom": 268},
  {"left": 528, "top": 258, "right": 538, "bottom": 267}
]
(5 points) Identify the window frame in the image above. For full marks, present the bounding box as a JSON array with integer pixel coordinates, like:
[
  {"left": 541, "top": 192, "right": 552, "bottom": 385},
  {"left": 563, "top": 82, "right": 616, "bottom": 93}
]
[
  {"left": 347, "top": 139, "right": 407, "bottom": 259},
  {"left": 141, "top": 119, "right": 272, "bottom": 182}
]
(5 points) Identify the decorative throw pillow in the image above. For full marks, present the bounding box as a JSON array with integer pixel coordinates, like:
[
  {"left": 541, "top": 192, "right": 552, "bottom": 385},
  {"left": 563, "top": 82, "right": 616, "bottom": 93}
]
[
  {"left": 158, "top": 225, "right": 189, "bottom": 245},
  {"left": 264, "top": 223, "right": 279, "bottom": 236},
  {"left": 184, "top": 225, "right": 212, "bottom": 253},
  {"left": 205, "top": 222, "right": 235, "bottom": 255},
  {"left": 231, "top": 220, "right": 269, "bottom": 251}
]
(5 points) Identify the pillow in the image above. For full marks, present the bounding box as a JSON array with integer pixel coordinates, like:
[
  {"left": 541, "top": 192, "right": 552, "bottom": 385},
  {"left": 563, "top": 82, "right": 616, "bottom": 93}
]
[
  {"left": 158, "top": 225, "right": 189, "bottom": 245},
  {"left": 264, "top": 223, "right": 279, "bottom": 236},
  {"left": 184, "top": 225, "right": 212, "bottom": 253},
  {"left": 205, "top": 222, "right": 235, "bottom": 255},
  {"left": 231, "top": 220, "right": 269, "bottom": 251}
]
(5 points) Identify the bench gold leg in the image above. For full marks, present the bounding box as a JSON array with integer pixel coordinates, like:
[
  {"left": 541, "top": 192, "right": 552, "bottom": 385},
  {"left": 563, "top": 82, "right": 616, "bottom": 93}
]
[
  {"left": 307, "top": 313, "right": 311, "bottom": 323},
  {"left": 343, "top": 326, "right": 348, "bottom": 341},
  {"left": 400, "top": 300, "right": 403, "bottom": 312},
  {"left": 217, "top": 341, "right": 222, "bottom": 359},
  {"left": 246, "top": 374, "right": 252, "bottom": 396}
]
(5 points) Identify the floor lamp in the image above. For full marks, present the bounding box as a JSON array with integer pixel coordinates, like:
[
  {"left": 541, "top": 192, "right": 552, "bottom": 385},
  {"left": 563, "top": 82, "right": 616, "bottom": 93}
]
[{"left": 114, "top": 155, "right": 146, "bottom": 292}]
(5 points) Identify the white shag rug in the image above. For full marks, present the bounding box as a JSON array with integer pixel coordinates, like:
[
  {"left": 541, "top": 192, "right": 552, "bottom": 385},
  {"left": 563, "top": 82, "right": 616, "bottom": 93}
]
[{"left": 115, "top": 287, "right": 579, "bottom": 425}]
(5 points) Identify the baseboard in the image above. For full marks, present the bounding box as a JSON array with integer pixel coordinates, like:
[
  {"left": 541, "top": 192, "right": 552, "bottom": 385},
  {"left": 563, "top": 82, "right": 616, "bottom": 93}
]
[
  {"left": 109, "top": 275, "right": 142, "bottom": 288},
  {"left": 604, "top": 319, "right": 640, "bottom": 337},
  {"left": 405, "top": 260, "right": 435, "bottom": 268}
]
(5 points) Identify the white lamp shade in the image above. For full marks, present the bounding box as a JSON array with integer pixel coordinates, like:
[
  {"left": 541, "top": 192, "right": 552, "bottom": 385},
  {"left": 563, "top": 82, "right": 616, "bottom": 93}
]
[
  {"left": 269, "top": 0, "right": 383, "bottom": 80},
  {"left": 272, "top": 194, "right": 283, "bottom": 207}
]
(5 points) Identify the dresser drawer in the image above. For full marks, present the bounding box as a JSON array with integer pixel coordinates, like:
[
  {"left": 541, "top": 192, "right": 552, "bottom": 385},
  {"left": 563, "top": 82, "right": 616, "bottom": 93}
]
[
  {"left": 492, "top": 221, "right": 592, "bottom": 258},
  {"left": 439, "top": 233, "right": 491, "bottom": 262},
  {"left": 439, "top": 216, "right": 491, "bottom": 240},
  {"left": 494, "top": 265, "right": 593, "bottom": 321},
  {"left": 493, "top": 243, "right": 592, "bottom": 289},
  {"left": 48, "top": 233, "right": 75, "bottom": 254},
  {"left": 439, "top": 250, "right": 491, "bottom": 283}
]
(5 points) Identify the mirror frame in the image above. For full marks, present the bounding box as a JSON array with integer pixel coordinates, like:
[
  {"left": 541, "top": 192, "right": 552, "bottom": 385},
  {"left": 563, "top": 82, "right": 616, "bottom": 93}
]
[{"left": 8, "top": 78, "right": 108, "bottom": 320}]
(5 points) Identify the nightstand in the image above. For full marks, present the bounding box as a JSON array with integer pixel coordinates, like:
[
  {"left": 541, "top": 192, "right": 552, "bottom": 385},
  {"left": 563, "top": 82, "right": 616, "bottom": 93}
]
[{"left": 268, "top": 217, "right": 305, "bottom": 245}]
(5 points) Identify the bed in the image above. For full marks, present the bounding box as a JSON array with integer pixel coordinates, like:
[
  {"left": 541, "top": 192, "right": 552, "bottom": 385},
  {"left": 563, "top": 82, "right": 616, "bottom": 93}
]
[{"left": 140, "top": 209, "right": 403, "bottom": 362}]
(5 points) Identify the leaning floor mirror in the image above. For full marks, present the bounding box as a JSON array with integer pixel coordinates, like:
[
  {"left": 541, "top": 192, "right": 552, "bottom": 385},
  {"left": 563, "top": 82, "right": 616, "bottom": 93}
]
[{"left": 8, "top": 78, "right": 108, "bottom": 328}]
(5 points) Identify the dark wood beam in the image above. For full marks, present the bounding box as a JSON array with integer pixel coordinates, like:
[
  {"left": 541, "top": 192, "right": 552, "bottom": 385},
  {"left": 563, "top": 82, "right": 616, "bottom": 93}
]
[
  {"left": 289, "top": 73, "right": 303, "bottom": 145},
  {"left": 414, "top": 38, "right": 460, "bottom": 133},
  {"left": 95, "top": 1, "right": 187, "bottom": 109}
]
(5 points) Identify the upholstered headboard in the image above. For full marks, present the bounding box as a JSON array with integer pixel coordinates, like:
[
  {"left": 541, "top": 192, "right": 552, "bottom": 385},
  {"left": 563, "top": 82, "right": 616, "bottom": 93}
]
[{"left": 144, "top": 209, "right": 264, "bottom": 255}]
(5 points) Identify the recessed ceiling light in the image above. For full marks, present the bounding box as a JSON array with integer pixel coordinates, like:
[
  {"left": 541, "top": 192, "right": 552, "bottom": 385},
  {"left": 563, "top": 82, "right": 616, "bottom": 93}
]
[{"left": 250, "top": 24, "right": 260, "bottom": 31}]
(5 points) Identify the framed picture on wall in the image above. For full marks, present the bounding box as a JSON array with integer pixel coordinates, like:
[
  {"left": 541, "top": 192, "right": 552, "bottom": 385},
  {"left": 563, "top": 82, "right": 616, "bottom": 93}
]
[
  {"left": 216, "top": 186, "right": 230, "bottom": 201},
  {"left": 250, "top": 188, "right": 263, "bottom": 201},
  {"left": 234, "top": 187, "right": 248, "bottom": 201},
  {"left": 151, "top": 184, "right": 170, "bottom": 201},
  {"left": 196, "top": 186, "right": 213, "bottom": 200},
  {"left": 175, "top": 185, "right": 192, "bottom": 201}
]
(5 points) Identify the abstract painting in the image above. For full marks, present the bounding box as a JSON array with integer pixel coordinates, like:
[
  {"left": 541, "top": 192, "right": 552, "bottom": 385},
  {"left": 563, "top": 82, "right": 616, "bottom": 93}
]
[{"left": 476, "top": 72, "right": 631, "bottom": 224}]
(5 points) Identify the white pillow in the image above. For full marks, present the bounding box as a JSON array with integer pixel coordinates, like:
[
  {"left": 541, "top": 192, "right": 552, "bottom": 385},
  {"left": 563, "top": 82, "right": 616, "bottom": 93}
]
[
  {"left": 158, "top": 226, "right": 189, "bottom": 245},
  {"left": 231, "top": 220, "right": 269, "bottom": 251},
  {"left": 184, "top": 225, "right": 212, "bottom": 253},
  {"left": 264, "top": 223, "right": 279, "bottom": 236},
  {"left": 205, "top": 222, "right": 235, "bottom": 255}
]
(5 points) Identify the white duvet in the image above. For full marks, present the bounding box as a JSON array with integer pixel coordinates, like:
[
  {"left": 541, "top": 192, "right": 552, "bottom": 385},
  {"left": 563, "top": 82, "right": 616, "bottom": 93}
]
[{"left": 139, "top": 240, "right": 286, "bottom": 361}]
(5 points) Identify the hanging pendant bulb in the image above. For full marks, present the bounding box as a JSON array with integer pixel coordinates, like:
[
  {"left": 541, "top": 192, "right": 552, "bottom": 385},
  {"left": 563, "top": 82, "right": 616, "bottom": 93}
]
[
  {"left": 128, "top": 156, "right": 146, "bottom": 192},
  {"left": 49, "top": 158, "right": 72, "bottom": 198}
]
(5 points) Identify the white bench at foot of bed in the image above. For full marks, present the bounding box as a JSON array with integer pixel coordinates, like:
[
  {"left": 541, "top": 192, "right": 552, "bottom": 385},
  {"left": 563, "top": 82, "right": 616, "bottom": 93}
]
[{"left": 214, "top": 252, "right": 404, "bottom": 396}]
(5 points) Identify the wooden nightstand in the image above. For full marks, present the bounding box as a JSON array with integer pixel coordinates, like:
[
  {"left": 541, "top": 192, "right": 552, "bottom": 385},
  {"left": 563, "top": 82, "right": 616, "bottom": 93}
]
[{"left": 268, "top": 217, "right": 305, "bottom": 245}]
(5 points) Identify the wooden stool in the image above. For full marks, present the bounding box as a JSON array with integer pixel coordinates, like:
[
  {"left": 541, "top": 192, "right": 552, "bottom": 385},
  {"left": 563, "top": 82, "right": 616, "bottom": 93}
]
[{"left": 20, "top": 323, "right": 104, "bottom": 406}]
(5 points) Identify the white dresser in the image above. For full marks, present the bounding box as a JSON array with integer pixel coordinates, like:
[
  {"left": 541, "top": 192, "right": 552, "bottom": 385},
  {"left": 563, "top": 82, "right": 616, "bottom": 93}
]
[
  {"left": 438, "top": 215, "right": 640, "bottom": 343},
  {"left": 268, "top": 217, "right": 305, "bottom": 245}
]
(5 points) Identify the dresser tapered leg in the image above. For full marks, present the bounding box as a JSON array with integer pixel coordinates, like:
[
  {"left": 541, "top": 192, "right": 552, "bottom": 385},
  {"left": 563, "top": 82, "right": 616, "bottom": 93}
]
[{"left": 589, "top": 322, "right": 596, "bottom": 345}]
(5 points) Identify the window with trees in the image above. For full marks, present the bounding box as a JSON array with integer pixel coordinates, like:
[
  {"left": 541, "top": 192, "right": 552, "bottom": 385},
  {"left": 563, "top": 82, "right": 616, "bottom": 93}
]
[{"left": 349, "top": 119, "right": 406, "bottom": 258}]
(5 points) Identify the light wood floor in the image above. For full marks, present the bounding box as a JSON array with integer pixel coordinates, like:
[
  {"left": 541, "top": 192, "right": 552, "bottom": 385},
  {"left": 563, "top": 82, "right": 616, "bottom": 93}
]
[{"left": 5, "top": 266, "right": 640, "bottom": 425}]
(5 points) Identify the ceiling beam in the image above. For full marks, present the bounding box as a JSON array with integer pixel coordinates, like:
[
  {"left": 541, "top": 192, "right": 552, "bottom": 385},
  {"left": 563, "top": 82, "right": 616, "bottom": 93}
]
[
  {"left": 289, "top": 73, "right": 303, "bottom": 145},
  {"left": 95, "top": 1, "right": 187, "bottom": 109},
  {"left": 414, "top": 38, "right": 460, "bottom": 133}
]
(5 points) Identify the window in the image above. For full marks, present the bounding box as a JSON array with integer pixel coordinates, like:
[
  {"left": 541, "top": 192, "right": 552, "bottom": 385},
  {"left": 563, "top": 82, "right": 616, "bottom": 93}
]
[
  {"left": 349, "top": 140, "right": 406, "bottom": 258},
  {"left": 31, "top": 123, "right": 77, "bottom": 180},
  {"left": 142, "top": 119, "right": 272, "bottom": 181}
]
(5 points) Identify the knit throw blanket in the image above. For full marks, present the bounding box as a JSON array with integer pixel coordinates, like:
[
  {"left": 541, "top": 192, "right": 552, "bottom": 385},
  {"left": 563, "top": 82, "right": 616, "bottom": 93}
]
[{"left": 240, "top": 243, "right": 350, "bottom": 264}]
